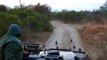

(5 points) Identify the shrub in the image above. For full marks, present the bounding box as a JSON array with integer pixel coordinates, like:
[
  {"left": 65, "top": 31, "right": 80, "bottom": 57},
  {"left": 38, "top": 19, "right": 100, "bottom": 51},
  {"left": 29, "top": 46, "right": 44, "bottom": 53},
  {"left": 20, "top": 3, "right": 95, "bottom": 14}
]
[
  {"left": 0, "top": 12, "right": 22, "bottom": 37},
  {"left": 0, "top": 4, "right": 53, "bottom": 37}
]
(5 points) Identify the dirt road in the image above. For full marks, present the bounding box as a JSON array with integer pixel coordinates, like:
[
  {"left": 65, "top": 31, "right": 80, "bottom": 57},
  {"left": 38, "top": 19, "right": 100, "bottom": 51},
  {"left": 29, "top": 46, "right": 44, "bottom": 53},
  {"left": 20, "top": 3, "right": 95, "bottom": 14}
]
[{"left": 45, "top": 21, "right": 84, "bottom": 51}]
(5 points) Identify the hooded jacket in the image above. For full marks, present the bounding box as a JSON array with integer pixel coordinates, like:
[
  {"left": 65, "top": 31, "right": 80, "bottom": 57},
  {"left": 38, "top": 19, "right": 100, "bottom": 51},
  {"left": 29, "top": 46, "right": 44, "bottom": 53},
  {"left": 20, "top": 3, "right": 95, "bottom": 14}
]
[{"left": 0, "top": 24, "right": 23, "bottom": 60}]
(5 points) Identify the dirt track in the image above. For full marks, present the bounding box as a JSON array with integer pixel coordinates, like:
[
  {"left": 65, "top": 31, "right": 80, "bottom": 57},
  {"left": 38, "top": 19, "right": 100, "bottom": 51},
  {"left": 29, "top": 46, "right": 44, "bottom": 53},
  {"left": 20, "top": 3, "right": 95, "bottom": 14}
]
[{"left": 45, "top": 21, "right": 84, "bottom": 51}]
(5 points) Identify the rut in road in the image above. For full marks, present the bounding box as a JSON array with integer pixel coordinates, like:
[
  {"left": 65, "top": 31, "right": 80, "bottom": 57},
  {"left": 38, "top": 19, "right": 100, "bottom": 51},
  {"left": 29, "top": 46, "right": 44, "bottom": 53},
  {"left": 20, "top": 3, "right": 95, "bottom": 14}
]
[{"left": 45, "top": 21, "right": 84, "bottom": 51}]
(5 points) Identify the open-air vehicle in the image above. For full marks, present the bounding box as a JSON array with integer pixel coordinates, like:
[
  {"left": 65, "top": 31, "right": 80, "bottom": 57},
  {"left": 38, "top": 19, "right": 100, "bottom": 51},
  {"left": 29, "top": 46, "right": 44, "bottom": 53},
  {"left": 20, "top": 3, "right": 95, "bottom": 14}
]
[{"left": 23, "top": 42, "right": 89, "bottom": 60}]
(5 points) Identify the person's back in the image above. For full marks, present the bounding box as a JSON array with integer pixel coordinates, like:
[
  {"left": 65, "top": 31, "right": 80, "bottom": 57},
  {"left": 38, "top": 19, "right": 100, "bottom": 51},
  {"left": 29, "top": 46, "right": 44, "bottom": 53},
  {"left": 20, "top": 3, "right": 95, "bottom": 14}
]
[{"left": 0, "top": 24, "right": 23, "bottom": 60}]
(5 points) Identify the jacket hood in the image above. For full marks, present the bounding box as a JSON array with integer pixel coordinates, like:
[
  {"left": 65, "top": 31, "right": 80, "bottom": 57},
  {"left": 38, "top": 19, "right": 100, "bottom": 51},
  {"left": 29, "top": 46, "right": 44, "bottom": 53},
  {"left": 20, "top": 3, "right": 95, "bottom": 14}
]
[
  {"left": 7, "top": 24, "right": 21, "bottom": 36},
  {"left": 0, "top": 24, "right": 21, "bottom": 45}
]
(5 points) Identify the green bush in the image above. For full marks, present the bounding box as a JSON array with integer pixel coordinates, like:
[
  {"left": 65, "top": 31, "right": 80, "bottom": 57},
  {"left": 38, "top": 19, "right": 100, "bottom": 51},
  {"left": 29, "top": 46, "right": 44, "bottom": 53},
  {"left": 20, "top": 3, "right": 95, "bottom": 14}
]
[
  {"left": 52, "top": 10, "right": 85, "bottom": 22},
  {"left": 0, "top": 12, "right": 22, "bottom": 37},
  {"left": 0, "top": 4, "right": 53, "bottom": 37},
  {"left": 26, "top": 13, "right": 53, "bottom": 32},
  {"left": 0, "top": 5, "right": 8, "bottom": 12},
  {"left": 8, "top": 7, "right": 53, "bottom": 32}
]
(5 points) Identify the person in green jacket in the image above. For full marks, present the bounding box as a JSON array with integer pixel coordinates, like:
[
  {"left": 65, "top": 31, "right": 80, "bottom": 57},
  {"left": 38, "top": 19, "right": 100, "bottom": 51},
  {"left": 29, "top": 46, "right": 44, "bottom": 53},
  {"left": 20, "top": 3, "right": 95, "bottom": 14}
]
[{"left": 0, "top": 24, "right": 23, "bottom": 60}]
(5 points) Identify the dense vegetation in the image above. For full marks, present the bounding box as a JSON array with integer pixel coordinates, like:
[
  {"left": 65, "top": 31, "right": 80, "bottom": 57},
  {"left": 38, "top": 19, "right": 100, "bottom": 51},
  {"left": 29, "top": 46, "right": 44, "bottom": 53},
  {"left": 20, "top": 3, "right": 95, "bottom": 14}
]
[
  {"left": 52, "top": 2, "right": 107, "bottom": 23},
  {"left": 0, "top": 3, "right": 53, "bottom": 37}
]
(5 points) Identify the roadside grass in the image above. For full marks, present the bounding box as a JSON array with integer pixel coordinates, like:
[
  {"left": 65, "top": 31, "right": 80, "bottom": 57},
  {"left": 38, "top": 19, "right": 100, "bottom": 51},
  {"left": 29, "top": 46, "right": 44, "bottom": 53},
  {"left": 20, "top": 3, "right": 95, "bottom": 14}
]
[
  {"left": 75, "top": 21, "right": 107, "bottom": 60},
  {"left": 22, "top": 32, "right": 52, "bottom": 44}
]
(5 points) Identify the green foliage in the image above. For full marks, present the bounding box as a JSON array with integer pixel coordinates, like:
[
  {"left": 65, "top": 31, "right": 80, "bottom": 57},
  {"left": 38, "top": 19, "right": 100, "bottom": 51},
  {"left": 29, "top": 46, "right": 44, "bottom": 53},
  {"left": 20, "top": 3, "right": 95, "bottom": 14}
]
[
  {"left": 0, "top": 4, "right": 53, "bottom": 37},
  {"left": 0, "top": 12, "right": 22, "bottom": 36},
  {"left": 27, "top": 14, "right": 52, "bottom": 32},
  {"left": 0, "top": 5, "right": 8, "bottom": 12},
  {"left": 52, "top": 10, "right": 86, "bottom": 22},
  {"left": 9, "top": 7, "right": 33, "bottom": 20},
  {"left": 26, "top": 13, "right": 43, "bottom": 31}
]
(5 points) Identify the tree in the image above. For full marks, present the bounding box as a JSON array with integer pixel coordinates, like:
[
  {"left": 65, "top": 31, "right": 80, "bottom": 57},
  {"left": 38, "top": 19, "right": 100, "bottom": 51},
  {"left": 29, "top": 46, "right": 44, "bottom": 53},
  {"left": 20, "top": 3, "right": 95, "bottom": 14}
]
[
  {"left": 0, "top": 5, "right": 8, "bottom": 12},
  {"left": 100, "top": 1, "right": 107, "bottom": 11},
  {"left": 0, "top": 12, "right": 22, "bottom": 37},
  {"left": 32, "top": 3, "right": 51, "bottom": 14}
]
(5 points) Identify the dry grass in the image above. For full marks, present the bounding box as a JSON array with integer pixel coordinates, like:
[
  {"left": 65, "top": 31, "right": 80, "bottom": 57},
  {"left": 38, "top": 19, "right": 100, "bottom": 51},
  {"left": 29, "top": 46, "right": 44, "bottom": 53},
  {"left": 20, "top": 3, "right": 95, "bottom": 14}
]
[
  {"left": 22, "top": 32, "right": 52, "bottom": 44},
  {"left": 75, "top": 21, "right": 107, "bottom": 60}
]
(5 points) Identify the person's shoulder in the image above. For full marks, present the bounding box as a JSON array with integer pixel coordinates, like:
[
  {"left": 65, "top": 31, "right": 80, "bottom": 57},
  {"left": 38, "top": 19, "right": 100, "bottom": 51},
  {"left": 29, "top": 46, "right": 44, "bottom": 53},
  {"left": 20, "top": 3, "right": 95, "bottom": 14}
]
[{"left": 6, "top": 35, "right": 21, "bottom": 44}]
